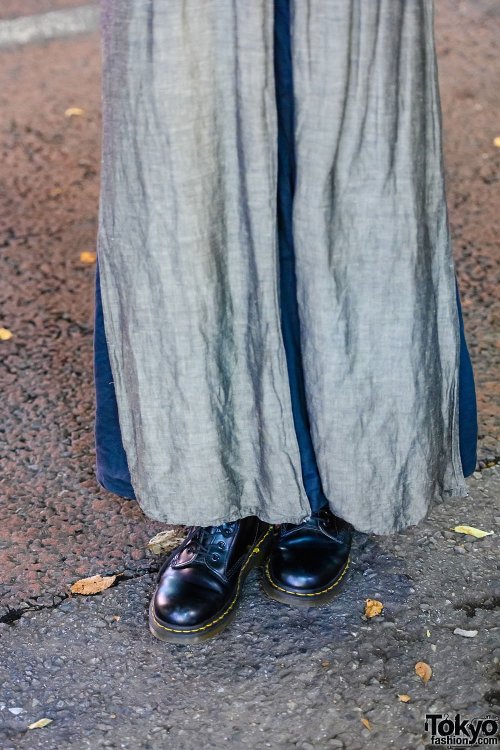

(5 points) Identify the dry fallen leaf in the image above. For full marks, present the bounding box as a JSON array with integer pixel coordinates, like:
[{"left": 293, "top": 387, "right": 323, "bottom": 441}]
[
  {"left": 0, "top": 327, "right": 13, "bottom": 341},
  {"left": 65, "top": 107, "right": 85, "bottom": 117},
  {"left": 361, "top": 718, "right": 372, "bottom": 731},
  {"left": 452, "top": 525, "right": 493, "bottom": 539},
  {"left": 147, "top": 528, "right": 185, "bottom": 555},
  {"left": 494, "top": 136, "right": 500, "bottom": 148},
  {"left": 364, "top": 599, "right": 384, "bottom": 618},
  {"left": 426, "top": 630, "right": 431, "bottom": 638},
  {"left": 70, "top": 574, "right": 117, "bottom": 595},
  {"left": 80, "top": 251, "right": 97, "bottom": 264},
  {"left": 28, "top": 718, "right": 53, "bottom": 730},
  {"left": 398, "top": 694, "right": 411, "bottom": 703},
  {"left": 415, "top": 661, "right": 432, "bottom": 683},
  {"left": 321, "top": 660, "right": 331, "bottom": 668}
]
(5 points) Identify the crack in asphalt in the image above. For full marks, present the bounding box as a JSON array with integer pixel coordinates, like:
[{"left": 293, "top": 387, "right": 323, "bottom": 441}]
[
  {"left": 454, "top": 595, "right": 500, "bottom": 618},
  {"left": 0, "top": 565, "right": 159, "bottom": 625}
]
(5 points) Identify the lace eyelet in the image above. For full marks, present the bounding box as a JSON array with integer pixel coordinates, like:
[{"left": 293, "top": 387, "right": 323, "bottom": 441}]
[
  {"left": 217, "top": 540, "right": 226, "bottom": 550},
  {"left": 211, "top": 553, "right": 220, "bottom": 562}
]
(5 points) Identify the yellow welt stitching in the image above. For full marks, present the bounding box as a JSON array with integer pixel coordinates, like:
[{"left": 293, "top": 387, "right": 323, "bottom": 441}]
[
  {"left": 150, "top": 526, "right": 272, "bottom": 634},
  {"left": 265, "top": 556, "right": 350, "bottom": 597}
]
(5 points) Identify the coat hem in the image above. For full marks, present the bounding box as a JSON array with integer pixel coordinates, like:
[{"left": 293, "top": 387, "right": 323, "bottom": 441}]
[
  {"left": 96, "top": 466, "right": 471, "bottom": 535},
  {"left": 330, "top": 481, "right": 471, "bottom": 536},
  {"left": 129, "top": 501, "right": 311, "bottom": 529},
  {"left": 96, "top": 457, "right": 311, "bottom": 528}
]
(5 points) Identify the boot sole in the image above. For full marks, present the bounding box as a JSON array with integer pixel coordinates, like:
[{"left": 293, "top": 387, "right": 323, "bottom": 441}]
[
  {"left": 148, "top": 526, "right": 273, "bottom": 644},
  {"left": 261, "top": 555, "right": 350, "bottom": 608}
]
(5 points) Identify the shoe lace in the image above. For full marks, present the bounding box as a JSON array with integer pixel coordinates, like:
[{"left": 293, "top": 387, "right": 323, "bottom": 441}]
[
  {"left": 186, "top": 521, "right": 238, "bottom": 559},
  {"left": 279, "top": 506, "right": 348, "bottom": 542}
]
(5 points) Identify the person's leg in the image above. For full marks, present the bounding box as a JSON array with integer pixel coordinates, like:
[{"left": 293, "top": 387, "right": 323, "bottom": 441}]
[
  {"left": 261, "top": 0, "right": 352, "bottom": 606},
  {"left": 95, "top": 234, "right": 273, "bottom": 644},
  {"left": 140, "top": 2, "right": 286, "bottom": 643}
]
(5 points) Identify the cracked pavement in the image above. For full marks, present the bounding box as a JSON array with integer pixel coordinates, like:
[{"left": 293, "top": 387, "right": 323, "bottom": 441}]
[
  {"left": 1, "top": 468, "right": 499, "bottom": 749},
  {"left": 0, "top": 2, "right": 499, "bottom": 748}
]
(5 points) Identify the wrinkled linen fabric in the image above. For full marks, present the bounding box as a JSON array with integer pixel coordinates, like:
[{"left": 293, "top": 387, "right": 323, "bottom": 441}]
[{"left": 95, "top": 0, "right": 476, "bottom": 534}]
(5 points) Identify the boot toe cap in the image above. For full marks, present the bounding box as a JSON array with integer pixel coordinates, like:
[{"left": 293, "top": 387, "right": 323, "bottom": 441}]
[
  {"left": 268, "top": 539, "right": 349, "bottom": 593},
  {"left": 152, "top": 575, "right": 224, "bottom": 628}
]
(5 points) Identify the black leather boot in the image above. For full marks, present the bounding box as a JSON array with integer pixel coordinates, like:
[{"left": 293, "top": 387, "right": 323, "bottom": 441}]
[
  {"left": 149, "top": 517, "right": 273, "bottom": 643},
  {"left": 261, "top": 506, "right": 352, "bottom": 606}
]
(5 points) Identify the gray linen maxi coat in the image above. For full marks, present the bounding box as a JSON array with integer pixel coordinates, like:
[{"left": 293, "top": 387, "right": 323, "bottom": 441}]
[{"left": 96, "top": 0, "right": 471, "bottom": 534}]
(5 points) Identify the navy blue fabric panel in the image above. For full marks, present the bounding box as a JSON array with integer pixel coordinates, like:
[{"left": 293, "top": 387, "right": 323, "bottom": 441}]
[
  {"left": 455, "top": 275, "right": 478, "bottom": 477},
  {"left": 93, "top": 258, "right": 135, "bottom": 499},
  {"left": 274, "top": 0, "right": 329, "bottom": 511},
  {"left": 92, "top": 0, "right": 478, "bottom": 501}
]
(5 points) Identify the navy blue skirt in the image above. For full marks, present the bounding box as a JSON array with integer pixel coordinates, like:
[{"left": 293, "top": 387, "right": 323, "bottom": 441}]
[{"left": 93, "top": 0, "right": 478, "bottom": 511}]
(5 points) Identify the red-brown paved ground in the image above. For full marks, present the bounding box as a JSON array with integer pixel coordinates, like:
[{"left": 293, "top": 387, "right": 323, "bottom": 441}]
[
  {"left": 0, "top": 0, "right": 499, "bottom": 615},
  {"left": 436, "top": 0, "right": 500, "bottom": 461},
  {"left": 0, "top": 28, "right": 166, "bottom": 614}
]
